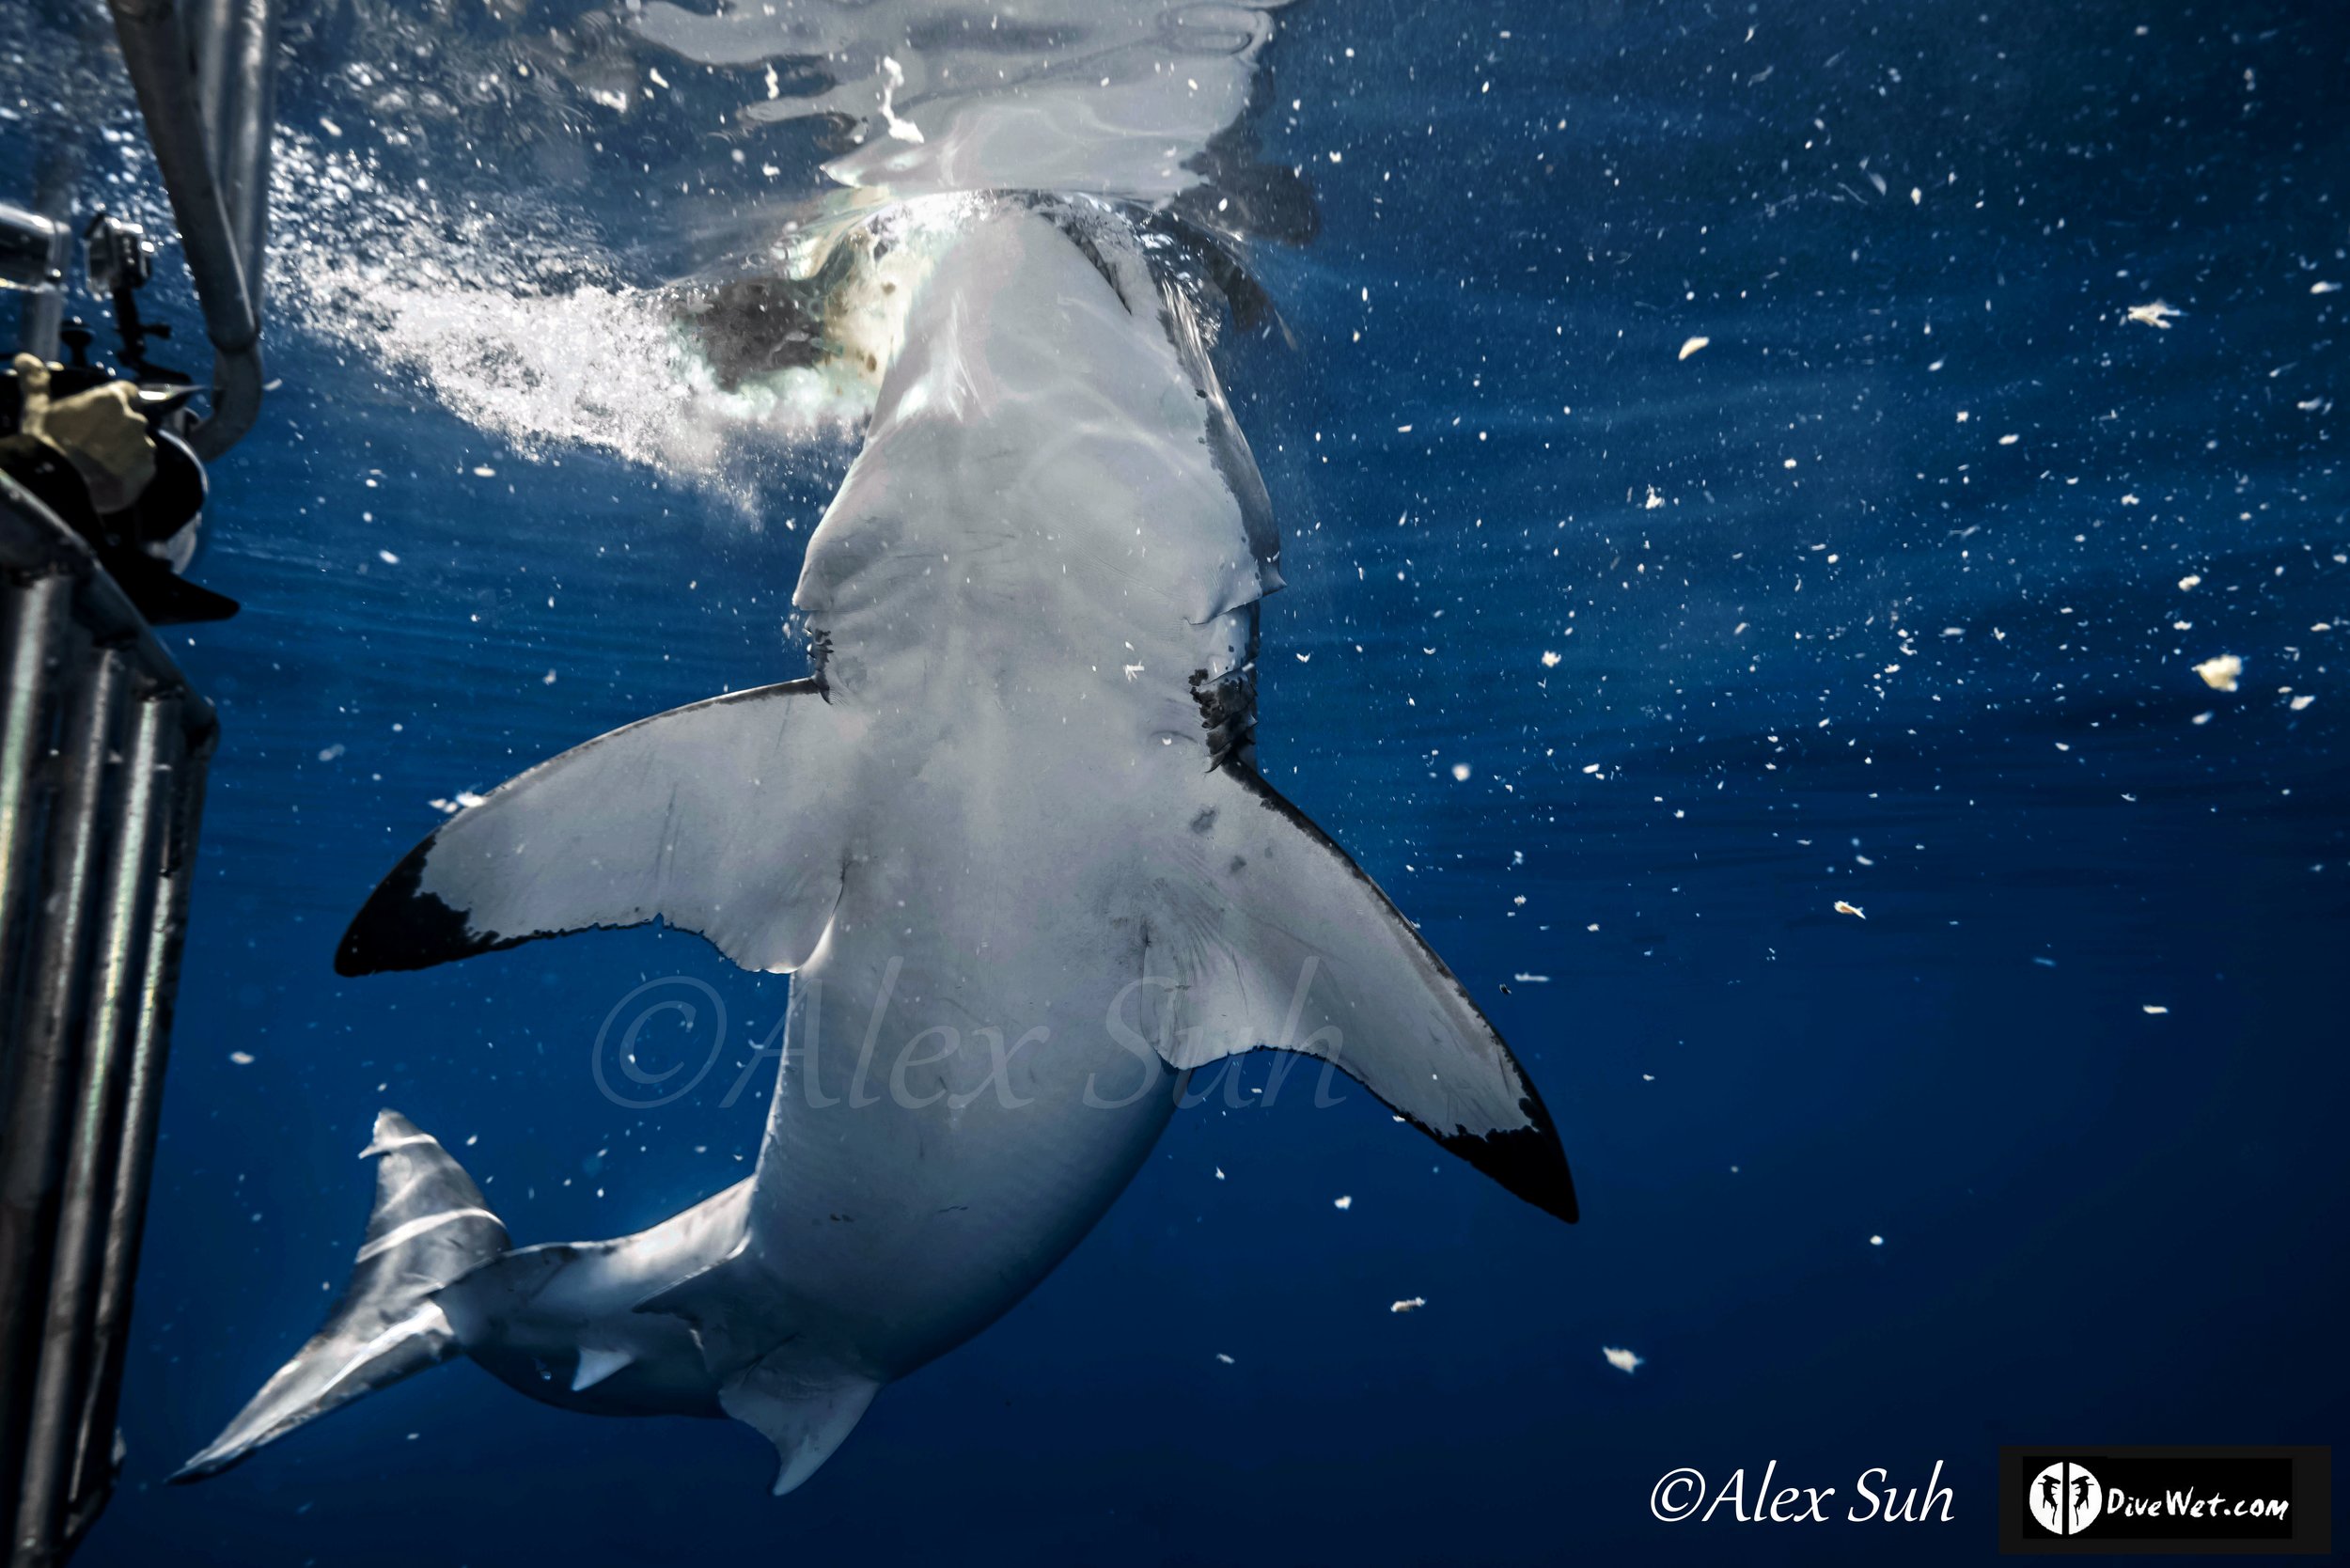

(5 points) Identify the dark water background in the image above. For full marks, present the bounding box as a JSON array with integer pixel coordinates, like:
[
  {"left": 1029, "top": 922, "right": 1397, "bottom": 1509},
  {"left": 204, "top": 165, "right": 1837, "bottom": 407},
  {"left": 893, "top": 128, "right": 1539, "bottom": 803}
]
[{"left": 8, "top": 0, "right": 2345, "bottom": 1560}]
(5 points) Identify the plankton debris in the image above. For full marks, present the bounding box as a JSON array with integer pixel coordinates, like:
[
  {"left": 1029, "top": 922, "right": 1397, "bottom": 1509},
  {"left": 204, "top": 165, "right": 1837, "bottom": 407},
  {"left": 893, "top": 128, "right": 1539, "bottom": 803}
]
[
  {"left": 1603, "top": 1346, "right": 1644, "bottom": 1374},
  {"left": 2193, "top": 654, "right": 2243, "bottom": 692}
]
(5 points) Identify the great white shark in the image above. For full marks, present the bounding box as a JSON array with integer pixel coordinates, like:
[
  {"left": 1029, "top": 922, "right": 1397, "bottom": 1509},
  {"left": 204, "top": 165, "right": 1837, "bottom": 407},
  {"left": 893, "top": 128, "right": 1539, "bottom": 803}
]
[{"left": 177, "top": 194, "right": 1576, "bottom": 1495}]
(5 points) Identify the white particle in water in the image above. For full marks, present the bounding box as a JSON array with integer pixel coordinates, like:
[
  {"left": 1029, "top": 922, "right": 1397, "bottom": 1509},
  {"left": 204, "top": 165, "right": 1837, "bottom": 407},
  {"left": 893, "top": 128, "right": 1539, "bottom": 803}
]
[{"left": 2193, "top": 654, "right": 2242, "bottom": 692}]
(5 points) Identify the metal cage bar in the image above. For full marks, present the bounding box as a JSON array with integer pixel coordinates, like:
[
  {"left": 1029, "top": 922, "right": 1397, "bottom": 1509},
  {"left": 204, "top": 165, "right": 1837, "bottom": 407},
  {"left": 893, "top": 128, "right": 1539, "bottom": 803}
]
[
  {"left": 11, "top": 692, "right": 168, "bottom": 1562},
  {"left": 0, "top": 643, "right": 126, "bottom": 1512},
  {"left": 66, "top": 732, "right": 206, "bottom": 1535},
  {"left": 0, "top": 576, "right": 67, "bottom": 1015}
]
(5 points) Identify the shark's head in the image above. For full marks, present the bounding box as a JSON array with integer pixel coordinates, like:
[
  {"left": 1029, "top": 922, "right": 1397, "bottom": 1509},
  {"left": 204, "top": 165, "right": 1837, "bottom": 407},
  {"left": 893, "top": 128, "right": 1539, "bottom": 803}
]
[{"left": 665, "top": 194, "right": 985, "bottom": 435}]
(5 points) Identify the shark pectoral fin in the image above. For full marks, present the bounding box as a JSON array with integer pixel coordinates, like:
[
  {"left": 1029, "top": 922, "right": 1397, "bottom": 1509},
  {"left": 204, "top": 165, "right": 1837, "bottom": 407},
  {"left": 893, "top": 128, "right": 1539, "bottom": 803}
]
[
  {"left": 719, "top": 1360, "right": 881, "bottom": 1497},
  {"left": 571, "top": 1344, "right": 636, "bottom": 1392},
  {"left": 337, "top": 679, "right": 861, "bottom": 976},
  {"left": 1165, "top": 767, "right": 1578, "bottom": 1224}
]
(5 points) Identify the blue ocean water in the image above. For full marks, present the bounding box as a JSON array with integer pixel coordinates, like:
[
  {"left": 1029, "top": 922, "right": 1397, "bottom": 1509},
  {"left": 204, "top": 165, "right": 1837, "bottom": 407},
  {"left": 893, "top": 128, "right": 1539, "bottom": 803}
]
[{"left": 8, "top": 0, "right": 2347, "bottom": 1560}]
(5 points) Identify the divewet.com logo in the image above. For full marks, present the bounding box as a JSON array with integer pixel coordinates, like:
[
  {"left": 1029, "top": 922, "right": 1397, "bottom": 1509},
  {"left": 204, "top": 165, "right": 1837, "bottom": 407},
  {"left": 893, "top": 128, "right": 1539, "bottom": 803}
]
[{"left": 1998, "top": 1447, "right": 2332, "bottom": 1555}]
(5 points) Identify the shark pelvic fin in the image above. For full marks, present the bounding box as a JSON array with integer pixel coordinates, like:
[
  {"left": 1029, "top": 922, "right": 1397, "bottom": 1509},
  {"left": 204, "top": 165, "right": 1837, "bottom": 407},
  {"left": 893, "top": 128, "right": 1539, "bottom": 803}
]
[
  {"left": 174, "top": 1111, "right": 509, "bottom": 1482},
  {"left": 630, "top": 1239, "right": 779, "bottom": 1379},
  {"left": 570, "top": 1345, "right": 636, "bottom": 1392},
  {"left": 718, "top": 1357, "right": 881, "bottom": 1497},
  {"left": 1153, "top": 766, "right": 1578, "bottom": 1223},
  {"left": 337, "top": 679, "right": 857, "bottom": 976}
]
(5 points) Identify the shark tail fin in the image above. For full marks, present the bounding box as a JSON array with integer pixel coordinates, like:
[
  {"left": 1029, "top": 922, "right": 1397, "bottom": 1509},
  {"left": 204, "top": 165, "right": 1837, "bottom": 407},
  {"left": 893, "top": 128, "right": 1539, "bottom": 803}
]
[{"left": 172, "top": 1110, "right": 509, "bottom": 1482}]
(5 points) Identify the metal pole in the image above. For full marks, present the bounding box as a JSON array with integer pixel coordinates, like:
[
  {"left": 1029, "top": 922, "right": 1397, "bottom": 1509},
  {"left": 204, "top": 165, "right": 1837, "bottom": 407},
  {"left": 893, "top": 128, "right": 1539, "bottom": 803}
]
[
  {"left": 200, "top": 0, "right": 278, "bottom": 307},
  {"left": 104, "top": 0, "right": 264, "bottom": 458},
  {"left": 0, "top": 649, "right": 121, "bottom": 1527},
  {"left": 9, "top": 693, "right": 165, "bottom": 1568},
  {"left": 11, "top": 148, "right": 80, "bottom": 365},
  {"left": 190, "top": 0, "right": 234, "bottom": 155},
  {"left": 64, "top": 722, "right": 205, "bottom": 1542},
  {"left": 0, "top": 575, "right": 67, "bottom": 1057}
]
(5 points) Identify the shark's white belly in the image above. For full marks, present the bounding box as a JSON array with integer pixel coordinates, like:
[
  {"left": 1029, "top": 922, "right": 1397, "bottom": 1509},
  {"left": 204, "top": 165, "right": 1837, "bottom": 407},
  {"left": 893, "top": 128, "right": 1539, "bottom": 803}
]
[
  {"left": 716, "top": 198, "right": 1275, "bottom": 1378},
  {"left": 741, "top": 677, "right": 1238, "bottom": 1376}
]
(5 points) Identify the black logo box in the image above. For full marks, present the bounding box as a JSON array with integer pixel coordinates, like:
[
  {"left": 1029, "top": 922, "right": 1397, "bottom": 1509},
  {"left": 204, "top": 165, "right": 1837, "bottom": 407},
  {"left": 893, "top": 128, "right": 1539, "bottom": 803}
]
[{"left": 1999, "top": 1447, "right": 2331, "bottom": 1556}]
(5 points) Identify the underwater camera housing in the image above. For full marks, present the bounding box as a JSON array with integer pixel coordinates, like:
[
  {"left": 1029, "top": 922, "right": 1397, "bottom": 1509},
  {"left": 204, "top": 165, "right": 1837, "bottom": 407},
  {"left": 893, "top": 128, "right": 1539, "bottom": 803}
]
[
  {"left": 2, "top": 0, "right": 278, "bottom": 1560},
  {"left": 3, "top": 211, "right": 239, "bottom": 627}
]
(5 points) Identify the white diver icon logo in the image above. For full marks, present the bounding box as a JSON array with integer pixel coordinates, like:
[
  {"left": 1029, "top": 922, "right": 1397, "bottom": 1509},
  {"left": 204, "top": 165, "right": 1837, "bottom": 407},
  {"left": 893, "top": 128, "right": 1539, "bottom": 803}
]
[{"left": 2030, "top": 1461, "right": 2105, "bottom": 1535}]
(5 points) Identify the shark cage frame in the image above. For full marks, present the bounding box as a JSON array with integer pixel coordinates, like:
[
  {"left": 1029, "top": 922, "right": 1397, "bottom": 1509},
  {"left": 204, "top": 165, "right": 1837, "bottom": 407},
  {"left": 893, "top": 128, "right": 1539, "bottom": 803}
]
[{"left": 1, "top": 0, "right": 276, "bottom": 1560}]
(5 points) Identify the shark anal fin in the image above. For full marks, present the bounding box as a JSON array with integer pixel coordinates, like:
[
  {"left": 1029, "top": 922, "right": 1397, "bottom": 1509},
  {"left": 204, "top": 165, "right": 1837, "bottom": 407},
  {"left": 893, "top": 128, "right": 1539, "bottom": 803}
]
[
  {"left": 1156, "top": 767, "right": 1578, "bottom": 1224},
  {"left": 337, "top": 679, "right": 857, "bottom": 976},
  {"left": 719, "top": 1358, "right": 880, "bottom": 1497}
]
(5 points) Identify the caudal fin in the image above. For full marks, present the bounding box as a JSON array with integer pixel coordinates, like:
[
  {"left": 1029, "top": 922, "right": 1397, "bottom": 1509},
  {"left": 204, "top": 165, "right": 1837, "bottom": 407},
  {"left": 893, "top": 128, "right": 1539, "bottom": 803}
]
[{"left": 172, "top": 1110, "right": 509, "bottom": 1482}]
